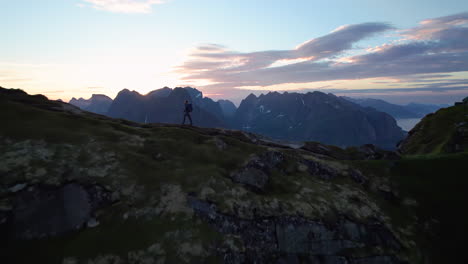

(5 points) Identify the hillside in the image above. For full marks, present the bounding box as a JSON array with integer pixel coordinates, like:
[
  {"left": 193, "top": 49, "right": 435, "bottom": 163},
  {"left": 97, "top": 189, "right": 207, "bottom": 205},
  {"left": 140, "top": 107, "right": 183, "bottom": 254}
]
[
  {"left": 398, "top": 98, "right": 468, "bottom": 155},
  {"left": 1, "top": 87, "right": 467, "bottom": 264}
]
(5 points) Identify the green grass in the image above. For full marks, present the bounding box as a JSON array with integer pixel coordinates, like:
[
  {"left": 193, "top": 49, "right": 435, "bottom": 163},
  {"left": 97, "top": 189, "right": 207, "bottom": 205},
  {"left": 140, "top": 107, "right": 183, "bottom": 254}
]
[
  {"left": 391, "top": 153, "right": 468, "bottom": 264},
  {"left": 3, "top": 204, "right": 222, "bottom": 263},
  {"left": 401, "top": 104, "right": 468, "bottom": 155},
  {"left": 350, "top": 153, "right": 468, "bottom": 264}
]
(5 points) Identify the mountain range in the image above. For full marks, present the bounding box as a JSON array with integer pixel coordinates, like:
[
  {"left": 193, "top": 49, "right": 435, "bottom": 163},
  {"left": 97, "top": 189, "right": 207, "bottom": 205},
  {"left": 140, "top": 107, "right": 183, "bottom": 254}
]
[
  {"left": 107, "top": 87, "right": 225, "bottom": 128},
  {"left": 68, "top": 87, "right": 449, "bottom": 149},
  {"left": 343, "top": 97, "right": 447, "bottom": 119},
  {"left": 233, "top": 91, "right": 405, "bottom": 149},
  {"left": 69, "top": 94, "right": 113, "bottom": 115}
]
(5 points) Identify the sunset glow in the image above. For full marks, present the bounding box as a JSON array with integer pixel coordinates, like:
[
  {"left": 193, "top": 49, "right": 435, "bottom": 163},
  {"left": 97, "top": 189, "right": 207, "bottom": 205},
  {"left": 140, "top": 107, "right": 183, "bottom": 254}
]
[{"left": 1, "top": 0, "right": 467, "bottom": 104}]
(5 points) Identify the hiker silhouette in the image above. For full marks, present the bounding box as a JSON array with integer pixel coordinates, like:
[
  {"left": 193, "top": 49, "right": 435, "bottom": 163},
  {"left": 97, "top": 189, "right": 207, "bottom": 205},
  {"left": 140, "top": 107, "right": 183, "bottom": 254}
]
[{"left": 182, "top": 100, "right": 193, "bottom": 125}]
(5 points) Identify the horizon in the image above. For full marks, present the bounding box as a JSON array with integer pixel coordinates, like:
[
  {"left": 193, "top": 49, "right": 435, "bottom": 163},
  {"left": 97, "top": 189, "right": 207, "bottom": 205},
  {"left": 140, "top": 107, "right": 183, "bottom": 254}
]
[
  {"left": 1, "top": 1, "right": 468, "bottom": 105},
  {"left": 62, "top": 86, "right": 458, "bottom": 107}
]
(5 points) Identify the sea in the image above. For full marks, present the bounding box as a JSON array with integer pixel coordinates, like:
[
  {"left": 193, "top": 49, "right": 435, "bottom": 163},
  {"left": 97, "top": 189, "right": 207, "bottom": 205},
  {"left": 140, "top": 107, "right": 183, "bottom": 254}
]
[{"left": 396, "top": 118, "right": 422, "bottom": 132}]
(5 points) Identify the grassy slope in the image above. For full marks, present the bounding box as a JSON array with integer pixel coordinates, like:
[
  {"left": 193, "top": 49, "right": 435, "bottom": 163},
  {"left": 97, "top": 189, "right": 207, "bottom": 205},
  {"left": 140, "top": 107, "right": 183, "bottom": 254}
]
[
  {"left": 0, "top": 90, "right": 418, "bottom": 263},
  {"left": 1, "top": 88, "right": 467, "bottom": 263},
  {"left": 399, "top": 103, "right": 468, "bottom": 155},
  {"left": 391, "top": 102, "right": 468, "bottom": 263},
  {"left": 392, "top": 153, "right": 468, "bottom": 264},
  {"left": 351, "top": 152, "right": 468, "bottom": 264},
  {"left": 1, "top": 92, "right": 262, "bottom": 263}
]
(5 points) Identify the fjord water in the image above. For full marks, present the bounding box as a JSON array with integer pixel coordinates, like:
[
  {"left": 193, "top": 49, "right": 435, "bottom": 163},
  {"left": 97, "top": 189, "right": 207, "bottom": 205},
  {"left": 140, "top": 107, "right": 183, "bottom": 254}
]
[{"left": 396, "top": 118, "right": 422, "bottom": 131}]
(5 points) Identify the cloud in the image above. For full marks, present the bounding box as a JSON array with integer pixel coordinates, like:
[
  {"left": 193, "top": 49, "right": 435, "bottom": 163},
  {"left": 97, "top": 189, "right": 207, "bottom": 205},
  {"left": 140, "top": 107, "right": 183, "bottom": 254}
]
[
  {"left": 401, "top": 12, "right": 468, "bottom": 40},
  {"left": 177, "top": 23, "right": 392, "bottom": 76},
  {"left": 81, "top": 0, "right": 167, "bottom": 14},
  {"left": 177, "top": 12, "right": 468, "bottom": 92}
]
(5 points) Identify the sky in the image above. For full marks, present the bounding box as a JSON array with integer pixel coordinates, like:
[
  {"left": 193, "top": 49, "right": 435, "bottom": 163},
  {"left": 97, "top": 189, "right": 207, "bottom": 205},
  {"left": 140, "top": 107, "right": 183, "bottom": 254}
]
[{"left": 1, "top": 0, "right": 468, "bottom": 105}]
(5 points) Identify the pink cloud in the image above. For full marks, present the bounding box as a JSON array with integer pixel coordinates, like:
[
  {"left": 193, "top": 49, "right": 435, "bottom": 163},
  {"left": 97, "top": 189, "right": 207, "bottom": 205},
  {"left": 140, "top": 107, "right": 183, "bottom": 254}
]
[
  {"left": 176, "top": 12, "right": 468, "bottom": 92},
  {"left": 401, "top": 12, "right": 468, "bottom": 40}
]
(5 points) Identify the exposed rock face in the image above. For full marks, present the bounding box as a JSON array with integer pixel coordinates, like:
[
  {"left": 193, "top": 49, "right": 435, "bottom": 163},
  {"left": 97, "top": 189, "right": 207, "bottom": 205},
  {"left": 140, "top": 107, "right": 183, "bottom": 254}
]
[
  {"left": 107, "top": 87, "right": 225, "bottom": 127},
  {"left": 229, "top": 151, "right": 285, "bottom": 191},
  {"left": 233, "top": 91, "right": 406, "bottom": 149},
  {"left": 301, "top": 158, "right": 340, "bottom": 180},
  {"left": 188, "top": 197, "right": 402, "bottom": 264},
  {"left": 4, "top": 183, "right": 111, "bottom": 239}
]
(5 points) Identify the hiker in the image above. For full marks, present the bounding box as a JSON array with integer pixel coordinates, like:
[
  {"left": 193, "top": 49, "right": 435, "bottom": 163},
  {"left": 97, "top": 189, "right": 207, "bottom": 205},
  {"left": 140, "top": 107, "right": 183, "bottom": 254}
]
[{"left": 182, "top": 100, "right": 193, "bottom": 125}]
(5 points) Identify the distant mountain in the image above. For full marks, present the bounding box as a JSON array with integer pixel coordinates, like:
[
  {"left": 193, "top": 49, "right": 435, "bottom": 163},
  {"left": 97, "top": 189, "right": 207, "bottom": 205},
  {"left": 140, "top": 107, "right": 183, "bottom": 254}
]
[
  {"left": 68, "top": 89, "right": 412, "bottom": 148},
  {"left": 106, "top": 89, "right": 146, "bottom": 122},
  {"left": 218, "top": 99, "right": 237, "bottom": 118},
  {"left": 69, "top": 97, "right": 89, "bottom": 109},
  {"left": 69, "top": 94, "right": 112, "bottom": 115},
  {"left": 107, "top": 87, "right": 225, "bottom": 127},
  {"left": 184, "top": 87, "right": 225, "bottom": 122},
  {"left": 234, "top": 91, "right": 406, "bottom": 149},
  {"left": 404, "top": 102, "right": 448, "bottom": 117},
  {"left": 343, "top": 97, "right": 447, "bottom": 119},
  {"left": 343, "top": 97, "right": 419, "bottom": 118}
]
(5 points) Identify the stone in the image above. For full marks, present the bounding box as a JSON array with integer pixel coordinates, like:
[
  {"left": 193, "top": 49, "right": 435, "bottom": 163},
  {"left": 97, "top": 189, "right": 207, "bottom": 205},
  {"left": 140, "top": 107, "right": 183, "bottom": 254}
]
[
  {"left": 230, "top": 167, "right": 269, "bottom": 192},
  {"left": 188, "top": 197, "right": 402, "bottom": 263},
  {"left": 352, "top": 256, "right": 399, "bottom": 264},
  {"left": 302, "top": 159, "right": 339, "bottom": 180},
  {"left": 6, "top": 183, "right": 111, "bottom": 239},
  {"left": 297, "top": 163, "right": 308, "bottom": 172},
  {"left": 9, "top": 183, "right": 27, "bottom": 193},
  {"left": 214, "top": 137, "right": 227, "bottom": 150},
  {"left": 229, "top": 151, "right": 285, "bottom": 192},
  {"left": 87, "top": 218, "right": 100, "bottom": 228}
]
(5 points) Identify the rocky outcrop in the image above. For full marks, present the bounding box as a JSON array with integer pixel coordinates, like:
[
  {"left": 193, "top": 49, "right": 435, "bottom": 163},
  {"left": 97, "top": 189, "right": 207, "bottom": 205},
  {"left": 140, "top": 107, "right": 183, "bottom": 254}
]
[
  {"left": 229, "top": 151, "right": 285, "bottom": 191},
  {"left": 3, "top": 183, "right": 112, "bottom": 239},
  {"left": 301, "top": 142, "right": 400, "bottom": 161},
  {"left": 188, "top": 197, "right": 403, "bottom": 264}
]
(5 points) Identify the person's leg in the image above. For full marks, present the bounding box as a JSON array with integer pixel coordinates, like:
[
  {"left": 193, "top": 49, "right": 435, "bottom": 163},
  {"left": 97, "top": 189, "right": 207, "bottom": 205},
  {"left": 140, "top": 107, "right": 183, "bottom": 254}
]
[
  {"left": 188, "top": 113, "right": 193, "bottom": 125},
  {"left": 182, "top": 113, "right": 186, "bottom": 124}
]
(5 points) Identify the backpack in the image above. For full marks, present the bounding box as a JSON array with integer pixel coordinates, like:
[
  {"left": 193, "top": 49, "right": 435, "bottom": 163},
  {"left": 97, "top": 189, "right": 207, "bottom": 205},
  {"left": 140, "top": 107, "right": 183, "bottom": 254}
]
[{"left": 186, "top": 103, "right": 193, "bottom": 112}]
